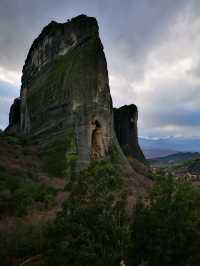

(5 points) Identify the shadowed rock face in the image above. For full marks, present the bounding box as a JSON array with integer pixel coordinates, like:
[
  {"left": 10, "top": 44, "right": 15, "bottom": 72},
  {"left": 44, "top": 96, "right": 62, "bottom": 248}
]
[
  {"left": 5, "top": 98, "right": 21, "bottom": 133},
  {"left": 7, "top": 14, "right": 146, "bottom": 176},
  {"left": 114, "top": 104, "right": 147, "bottom": 164},
  {"left": 20, "top": 15, "right": 108, "bottom": 138},
  {"left": 8, "top": 14, "right": 132, "bottom": 174}
]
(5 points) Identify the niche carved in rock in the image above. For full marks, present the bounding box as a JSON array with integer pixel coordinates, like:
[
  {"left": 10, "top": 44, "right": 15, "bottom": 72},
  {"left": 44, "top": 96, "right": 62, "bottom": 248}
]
[{"left": 91, "top": 120, "right": 105, "bottom": 160}]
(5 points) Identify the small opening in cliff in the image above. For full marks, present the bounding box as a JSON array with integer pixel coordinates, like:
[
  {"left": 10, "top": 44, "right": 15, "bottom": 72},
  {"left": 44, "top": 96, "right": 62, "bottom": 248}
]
[{"left": 91, "top": 120, "right": 105, "bottom": 160}]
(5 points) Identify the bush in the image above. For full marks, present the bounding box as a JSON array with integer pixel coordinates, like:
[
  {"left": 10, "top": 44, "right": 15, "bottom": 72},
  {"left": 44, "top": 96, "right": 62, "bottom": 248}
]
[
  {"left": 0, "top": 169, "right": 57, "bottom": 217},
  {"left": 129, "top": 176, "right": 200, "bottom": 266},
  {"left": 45, "top": 160, "right": 130, "bottom": 266},
  {"left": 0, "top": 222, "right": 49, "bottom": 266}
]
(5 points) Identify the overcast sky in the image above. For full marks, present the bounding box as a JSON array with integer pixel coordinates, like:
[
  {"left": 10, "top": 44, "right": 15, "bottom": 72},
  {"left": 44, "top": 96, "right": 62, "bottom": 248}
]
[{"left": 0, "top": 0, "right": 200, "bottom": 138}]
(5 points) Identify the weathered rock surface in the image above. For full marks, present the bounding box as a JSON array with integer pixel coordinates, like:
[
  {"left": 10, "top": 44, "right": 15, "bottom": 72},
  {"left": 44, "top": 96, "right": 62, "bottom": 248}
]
[
  {"left": 114, "top": 104, "right": 147, "bottom": 164},
  {"left": 7, "top": 14, "right": 146, "bottom": 177},
  {"left": 8, "top": 14, "right": 133, "bottom": 175}
]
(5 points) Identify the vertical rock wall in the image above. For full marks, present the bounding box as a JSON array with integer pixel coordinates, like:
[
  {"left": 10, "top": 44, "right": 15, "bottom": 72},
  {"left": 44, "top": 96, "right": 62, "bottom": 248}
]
[
  {"left": 5, "top": 98, "right": 21, "bottom": 133},
  {"left": 17, "top": 15, "right": 123, "bottom": 173},
  {"left": 114, "top": 105, "right": 147, "bottom": 164},
  {"left": 6, "top": 14, "right": 146, "bottom": 175}
]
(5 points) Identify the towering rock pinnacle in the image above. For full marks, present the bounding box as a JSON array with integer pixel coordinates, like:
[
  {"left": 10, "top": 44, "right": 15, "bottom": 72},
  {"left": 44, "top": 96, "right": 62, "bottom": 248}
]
[
  {"left": 114, "top": 105, "right": 147, "bottom": 164},
  {"left": 7, "top": 14, "right": 146, "bottom": 175},
  {"left": 8, "top": 14, "right": 130, "bottom": 174},
  {"left": 6, "top": 98, "right": 21, "bottom": 133}
]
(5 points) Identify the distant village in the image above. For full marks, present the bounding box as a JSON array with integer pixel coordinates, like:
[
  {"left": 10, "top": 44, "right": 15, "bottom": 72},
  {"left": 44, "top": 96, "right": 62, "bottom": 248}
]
[{"left": 151, "top": 166, "right": 200, "bottom": 185}]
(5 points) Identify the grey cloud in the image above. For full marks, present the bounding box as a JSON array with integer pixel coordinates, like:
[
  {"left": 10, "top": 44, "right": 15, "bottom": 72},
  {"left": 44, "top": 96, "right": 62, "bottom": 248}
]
[
  {"left": 0, "top": 0, "right": 189, "bottom": 72},
  {"left": 0, "top": 81, "right": 19, "bottom": 98},
  {"left": 0, "top": 81, "right": 18, "bottom": 128},
  {"left": 187, "top": 59, "right": 200, "bottom": 79},
  {"left": 0, "top": 97, "right": 15, "bottom": 130}
]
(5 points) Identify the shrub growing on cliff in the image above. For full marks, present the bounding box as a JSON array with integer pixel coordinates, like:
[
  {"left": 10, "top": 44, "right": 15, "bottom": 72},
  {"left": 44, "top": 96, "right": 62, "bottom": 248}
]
[{"left": 129, "top": 175, "right": 200, "bottom": 266}]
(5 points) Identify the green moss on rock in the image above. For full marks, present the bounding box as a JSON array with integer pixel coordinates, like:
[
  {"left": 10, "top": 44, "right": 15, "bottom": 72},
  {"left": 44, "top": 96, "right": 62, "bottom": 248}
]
[
  {"left": 41, "top": 138, "right": 69, "bottom": 177},
  {"left": 41, "top": 132, "right": 79, "bottom": 178}
]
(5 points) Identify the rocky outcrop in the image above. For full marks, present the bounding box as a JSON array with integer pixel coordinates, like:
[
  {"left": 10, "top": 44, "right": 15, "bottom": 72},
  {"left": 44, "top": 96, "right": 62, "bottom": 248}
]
[
  {"left": 7, "top": 14, "right": 132, "bottom": 175},
  {"left": 6, "top": 14, "right": 146, "bottom": 177},
  {"left": 5, "top": 98, "right": 21, "bottom": 133},
  {"left": 20, "top": 15, "right": 101, "bottom": 137},
  {"left": 114, "top": 104, "right": 147, "bottom": 164}
]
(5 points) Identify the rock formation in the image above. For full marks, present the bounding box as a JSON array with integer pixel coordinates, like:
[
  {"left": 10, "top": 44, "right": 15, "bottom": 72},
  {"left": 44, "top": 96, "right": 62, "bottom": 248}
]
[
  {"left": 114, "top": 104, "right": 147, "bottom": 164},
  {"left": 7, "top": 14, "right": 146, "bottom": 175},
  {"left": 6, "top": 98, "right": 21, "bottom": 133},
  {"left": 2, "top": 15, "right": 151, "bottom": 265},
  {"left": 7, "top": 15, "right": 132, "bottom": 174}
]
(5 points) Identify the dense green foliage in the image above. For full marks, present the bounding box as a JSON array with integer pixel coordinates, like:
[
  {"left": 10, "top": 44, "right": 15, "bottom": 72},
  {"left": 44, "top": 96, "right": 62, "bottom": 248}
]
[
  {"left": 0, "top": 222, "right": 48, "bottom": 266},
  {"left": 129, "top": 176, "right": 200, "bottom": 266},
  {"left": 45, "top": 170, "right": 200, "bottom": 266},
  {"left": 0, "top": 164, "right": 57, "bottom": 217},
  {"left": 1, "top": 151, "right": 200, "bottom": 266},
  {"left": 44, "top": 160, "right": 130, "bottom": 266}
]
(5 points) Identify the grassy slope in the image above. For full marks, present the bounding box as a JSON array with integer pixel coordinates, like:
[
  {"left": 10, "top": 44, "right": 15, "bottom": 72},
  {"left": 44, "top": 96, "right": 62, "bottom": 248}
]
[
  {"left": 0, "top": 132, "right": 69, "bottom": 265},
  {"left": 0, "top": 131, "right": 151, "bottom": 265}
]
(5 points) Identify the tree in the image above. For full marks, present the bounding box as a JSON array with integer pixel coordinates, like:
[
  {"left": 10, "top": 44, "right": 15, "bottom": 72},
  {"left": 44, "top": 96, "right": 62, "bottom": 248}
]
[
  {"left": 129, "top": 176, "right": 200, "bottom": 266},
  {"left": 45, "top": 160, "right": 130, "bottom": 266}
]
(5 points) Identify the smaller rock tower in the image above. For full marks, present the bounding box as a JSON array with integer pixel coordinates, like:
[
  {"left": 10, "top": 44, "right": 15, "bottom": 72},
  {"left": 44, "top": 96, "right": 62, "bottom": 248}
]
[{"left": 114, "top": 104, "right": 146, "bottom": 164}]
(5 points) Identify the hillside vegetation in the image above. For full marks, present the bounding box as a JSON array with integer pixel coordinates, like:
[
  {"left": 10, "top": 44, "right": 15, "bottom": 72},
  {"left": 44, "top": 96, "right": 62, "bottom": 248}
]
[{"left": 0, "top": 132, "right": 200, "bottom": 266}]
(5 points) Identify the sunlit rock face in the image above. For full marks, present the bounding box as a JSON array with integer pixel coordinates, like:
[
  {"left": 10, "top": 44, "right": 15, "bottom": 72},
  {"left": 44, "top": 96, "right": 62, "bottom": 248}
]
[
  {"left": 14, "top": 14, "right": 127, "bottom": 173},
  {"left": 114, "top": 104, "right": 147, "bottom": 164}
]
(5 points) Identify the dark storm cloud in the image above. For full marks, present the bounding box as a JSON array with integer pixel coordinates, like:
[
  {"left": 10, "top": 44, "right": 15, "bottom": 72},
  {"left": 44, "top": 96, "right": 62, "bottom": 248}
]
[
  {"left": 0, "top": 0, "right": 200, "bottom": 136},
  {"left": 0, "top": 0, "right": 188, "bottom": 72}
]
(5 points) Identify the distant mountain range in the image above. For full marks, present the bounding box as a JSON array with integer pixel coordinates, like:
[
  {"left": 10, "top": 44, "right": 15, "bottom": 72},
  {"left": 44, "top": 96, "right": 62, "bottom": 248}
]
[
  {"left": 139, "top": 136, "right": 200, "bottom": 158},
  {"left": 149, "top": 152, "right": 200, "bottom": 166}
]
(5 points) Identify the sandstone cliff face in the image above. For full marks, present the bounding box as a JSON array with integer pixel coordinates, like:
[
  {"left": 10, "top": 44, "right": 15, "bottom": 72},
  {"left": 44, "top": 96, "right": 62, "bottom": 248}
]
[
  {"left": 7, "top": 14, "right": 146, "bottom": 176},
  {"left": 9, "top": 14, "right": 131, "bottom": 174},
  {"left": 114, "top": 104, "right": 147, "bottom": 164}
]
